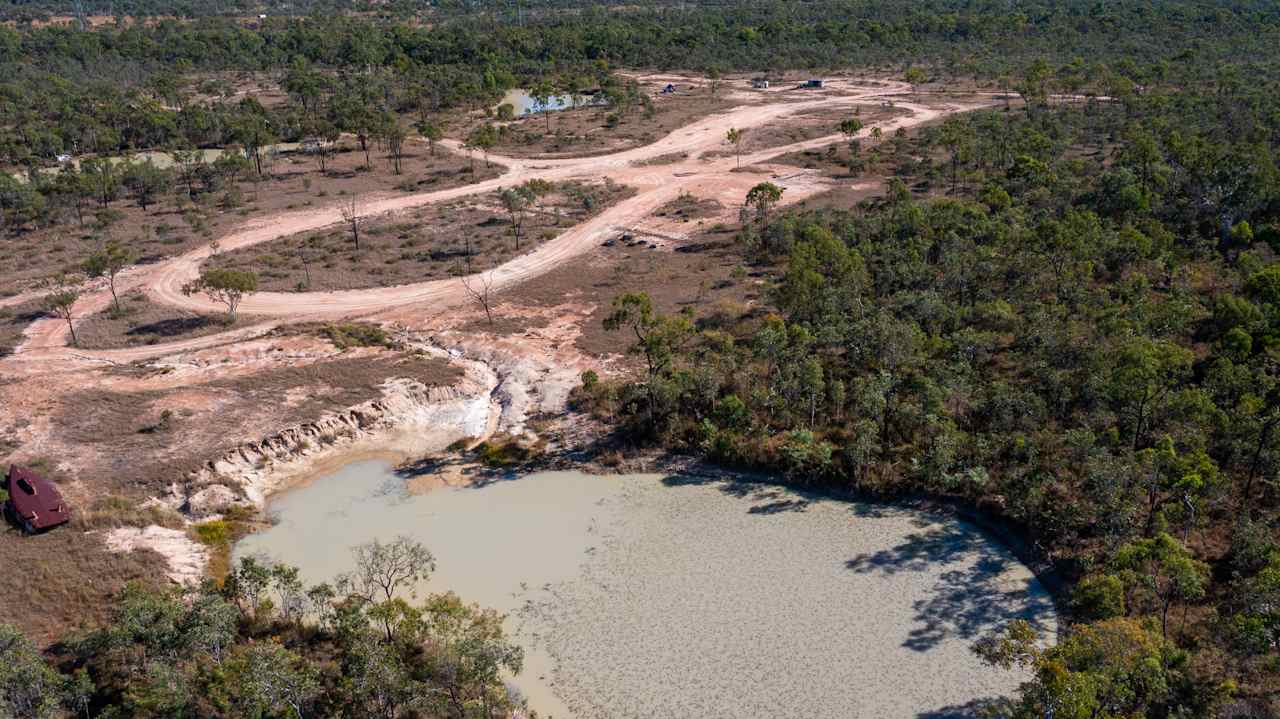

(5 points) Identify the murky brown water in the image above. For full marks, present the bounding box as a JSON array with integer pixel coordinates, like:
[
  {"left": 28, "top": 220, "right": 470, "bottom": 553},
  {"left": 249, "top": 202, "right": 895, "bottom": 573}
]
[{"left": 236, "top": 460, "right": 1056, "bottom": 718}]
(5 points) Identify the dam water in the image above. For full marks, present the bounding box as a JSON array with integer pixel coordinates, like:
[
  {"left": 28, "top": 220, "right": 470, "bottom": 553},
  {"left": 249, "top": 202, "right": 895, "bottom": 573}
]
[{"left": 235, "top": 460, "right": 1056, "bottom": 718}]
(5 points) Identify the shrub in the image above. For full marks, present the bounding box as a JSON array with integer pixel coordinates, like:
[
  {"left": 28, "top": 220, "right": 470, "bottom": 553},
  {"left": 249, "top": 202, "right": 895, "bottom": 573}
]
[
  {"left": 474, "top": 438, "right": 536, "bottom": 468},
  {"left": 1245, "top": 265, "right": 1280, "bottom": 304},
  {"left": 1071, "top": 573, "right": 1126, "bottom": 620},
  {"left": 317, "top": 322, "right": 394, "bottom": 349},
  {"left": 193, "top": 519, "right": 231, "bottom": 548}
]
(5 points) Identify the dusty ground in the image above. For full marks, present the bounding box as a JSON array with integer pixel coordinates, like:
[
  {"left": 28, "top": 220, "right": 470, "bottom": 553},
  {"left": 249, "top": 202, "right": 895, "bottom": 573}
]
[
  {"left": 454, "top": 76, "right": 737, "bottom": 159},
  {"left": 212, "top": 180, "right": 635, "bottom": 291},
  {"left": 0, "top": 298, "right": 44, "bottom": 356},
  {"left": 704, "top": 103, "right": 913, "bottom": 162},
  {"left": 0, "top": 73, "right": 1003, "bottom": 649}
]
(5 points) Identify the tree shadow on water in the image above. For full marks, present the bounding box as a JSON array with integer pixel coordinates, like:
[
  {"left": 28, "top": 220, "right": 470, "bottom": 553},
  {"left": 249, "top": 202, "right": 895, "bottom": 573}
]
[
  {"left": 845, "top": 523, "right": 987, "bottom": 576},
  {"left": 917, "top": 697, "right": 1014, "bottom": 718},
  {"left": 661, "top": 474, "right": 815, "bottom": 514},
  {"left": 847, "top": 524, "right": 1055, "bottom": 652},
  {"left": 393, "top": 456, "right": 518, "bottom": 490}
]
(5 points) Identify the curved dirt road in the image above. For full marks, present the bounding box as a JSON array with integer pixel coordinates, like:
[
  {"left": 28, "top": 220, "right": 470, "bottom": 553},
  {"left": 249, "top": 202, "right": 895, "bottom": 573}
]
[{"left": 10, "top": 79, "right": 991, "bottom": 364}]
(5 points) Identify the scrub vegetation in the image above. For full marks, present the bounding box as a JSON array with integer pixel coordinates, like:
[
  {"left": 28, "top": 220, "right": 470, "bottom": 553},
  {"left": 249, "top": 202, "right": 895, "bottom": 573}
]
[
  {"left": 578, "top": 48, "right": 1280, "bottom": 719},
  {"left": 2, "top": 1, "right": 1280, "bottom": 718}
]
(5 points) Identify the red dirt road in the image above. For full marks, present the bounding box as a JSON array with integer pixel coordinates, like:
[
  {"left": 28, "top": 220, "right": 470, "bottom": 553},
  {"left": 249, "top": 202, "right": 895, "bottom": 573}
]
[{"left": 7, "top": 79, "right": 991, "bottom": 367}]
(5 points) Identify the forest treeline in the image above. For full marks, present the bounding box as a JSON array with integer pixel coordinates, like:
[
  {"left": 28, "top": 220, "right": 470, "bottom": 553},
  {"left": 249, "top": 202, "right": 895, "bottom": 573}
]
[
  {"left": 4, "top": 0, "right": 1280, "bottom": 166},
  {"left": 578, "top": 47, "right": 1280, "bottom": 719},
  {"left": 0, "top": 0, "right": 649, "bottom": 23}
]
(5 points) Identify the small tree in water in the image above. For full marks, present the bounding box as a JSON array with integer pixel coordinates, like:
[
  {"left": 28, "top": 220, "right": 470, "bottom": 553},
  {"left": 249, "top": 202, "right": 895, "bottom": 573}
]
[{"left": 338, "top": 535, "right": 436, "bottom": 603}]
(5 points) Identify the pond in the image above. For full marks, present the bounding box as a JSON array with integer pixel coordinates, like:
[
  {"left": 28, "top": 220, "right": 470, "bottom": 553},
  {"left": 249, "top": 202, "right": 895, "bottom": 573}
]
[
  {"left": 498, "top": 88, "right": 602, "bottom": 117},
  {"left": 235, "top": 460, "right": 1057, "bottom": 719}
]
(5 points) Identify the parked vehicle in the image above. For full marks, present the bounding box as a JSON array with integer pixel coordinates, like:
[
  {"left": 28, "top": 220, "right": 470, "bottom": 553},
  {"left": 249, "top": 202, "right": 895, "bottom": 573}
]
[{"left": 3, "top": 465, "right": 70, "bottom": 533}]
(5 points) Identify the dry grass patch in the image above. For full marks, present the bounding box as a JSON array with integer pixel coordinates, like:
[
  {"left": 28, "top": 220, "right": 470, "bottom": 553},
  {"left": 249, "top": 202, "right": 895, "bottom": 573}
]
[
  {"left": 494, "top": 221, "right": 762, "bottom": 357},
  {"left": 0, "top": 145, "right": 496, "bottom": 294},
  {"left": 74, "top": 290, "right": 241, "bottom": 349},
  {"left": 0, "top": 494, "right": 168, "bottom": 646},
  {"left": 213, "top": 180, "right": 635, "bottom": 292},
  {"left": 653, "top": 192, "right": 724, "bottom": 223}
]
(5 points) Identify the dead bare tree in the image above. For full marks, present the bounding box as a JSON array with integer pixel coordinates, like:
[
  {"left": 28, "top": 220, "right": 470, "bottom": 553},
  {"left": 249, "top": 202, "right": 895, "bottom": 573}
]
[
  {"left": 461, "top": 271, "right": 496, "bottom": 326},
  {"left": 339, "top": 195, "right": 362, "bottom": 251}
]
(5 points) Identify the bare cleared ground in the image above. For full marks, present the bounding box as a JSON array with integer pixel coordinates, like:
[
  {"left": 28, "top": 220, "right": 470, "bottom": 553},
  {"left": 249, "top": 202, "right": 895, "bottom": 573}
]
[
  {"left": 0, "top": 331, "right": 461, "bottom": 642},
  {"left": 75, "top": 291, "right": 239, "bottom": 350},
  {"left": 0, "top": 144, "right": 498, "bottom": 294},
  {"left": 484, "top": 221, "right": 761, "bottom": 358},
  {"left": 49, "top": 350, "right": 462, "bottom": 496},
  {"left": 0, "top": 298, "right": 44, "bottom": 356},
  {"left": 212, "top": 180, "right": 635, "bottom": 291},
  {"left": 705, "top": 103, "right": 912, "bottom": 160},
  {"left": 457, "top": 83, "right": 736, "bottom": 159}
]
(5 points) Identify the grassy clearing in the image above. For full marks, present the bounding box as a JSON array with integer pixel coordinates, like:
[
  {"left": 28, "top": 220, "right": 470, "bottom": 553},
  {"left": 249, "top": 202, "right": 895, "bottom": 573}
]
[{"left": 212, "top": 180, "right": 634, "bottom": 291}]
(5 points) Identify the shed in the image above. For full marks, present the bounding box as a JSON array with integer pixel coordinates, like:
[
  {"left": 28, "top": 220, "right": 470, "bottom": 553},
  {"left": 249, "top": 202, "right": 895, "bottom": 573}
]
[
  {"left": 4, "top": 465, "right": 70, "bottom": 533},
  {"left": 751, "top": 79, "right": 770, "bottom": 89},
  {"left": 661, "top": 84, "right": 676, "bottom": 94}
]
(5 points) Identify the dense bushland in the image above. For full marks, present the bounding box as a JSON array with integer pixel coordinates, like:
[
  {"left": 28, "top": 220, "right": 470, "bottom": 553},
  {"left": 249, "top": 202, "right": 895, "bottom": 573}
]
[{"left": 581, "top": 67, "right": 1280, "bottom": 716}]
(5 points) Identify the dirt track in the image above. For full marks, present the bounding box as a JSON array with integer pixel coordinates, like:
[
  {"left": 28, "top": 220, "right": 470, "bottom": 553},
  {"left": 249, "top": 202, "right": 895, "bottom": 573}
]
[{"left": 7, "top": 79, "right": 990, "bottom": 367}]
